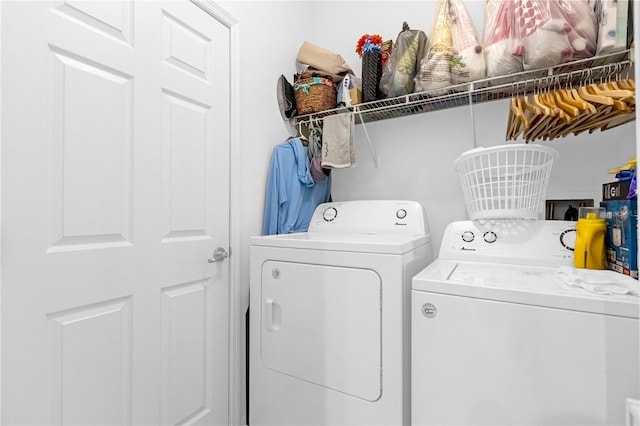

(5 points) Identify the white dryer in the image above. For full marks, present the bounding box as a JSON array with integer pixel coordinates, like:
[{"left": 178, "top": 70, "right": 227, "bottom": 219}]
[
  {"left": 412, "top": 220, "right": 639, "bottom": 426},
  {"left": 249, "top": 200, "right": 434, "bottom": 426}
]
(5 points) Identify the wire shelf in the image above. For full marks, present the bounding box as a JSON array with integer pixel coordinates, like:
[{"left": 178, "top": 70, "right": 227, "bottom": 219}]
[{"left": 293, "top": 50, "right": 633, "bottom": 126}]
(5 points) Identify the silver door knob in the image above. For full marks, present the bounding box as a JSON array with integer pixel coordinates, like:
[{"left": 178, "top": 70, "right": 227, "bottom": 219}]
[{"left": 208, "top": 247, "right": 229, "bottom": 263}]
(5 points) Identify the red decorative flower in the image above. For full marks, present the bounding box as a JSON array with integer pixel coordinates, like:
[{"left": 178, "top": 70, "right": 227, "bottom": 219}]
[{"left": 356, "top": 34, "right": 383, "bottom": 58}]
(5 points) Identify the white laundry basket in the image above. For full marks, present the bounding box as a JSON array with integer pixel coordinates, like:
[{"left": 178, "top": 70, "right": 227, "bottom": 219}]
[{"left": 453, "top": 144, "right": 559, "bottom": 220}]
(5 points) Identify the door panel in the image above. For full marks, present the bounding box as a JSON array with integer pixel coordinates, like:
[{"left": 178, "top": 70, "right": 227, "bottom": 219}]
[
  {"left": 50, "top": 47, "right": 134, "bottom": 250},
  {"left": 161, "top": 280, "right": 214, "bottom": 425},
  {"left": 1, "top": 2, "right": 230, "bottom": 424},
  {"left": 261, "top": 261, "right": 382, "bottom": 402},
  {"left": 161, "top": 90, "right": 212, "bottom": 241},
  {"left": 162, "top": 11, "right": 210, "bottom": 81},
  {"left": 52, "top": 1, "right": 133, "bottom": 45},
  {"left": 47, "top": 297, "right": 133, "bottom": 425}
]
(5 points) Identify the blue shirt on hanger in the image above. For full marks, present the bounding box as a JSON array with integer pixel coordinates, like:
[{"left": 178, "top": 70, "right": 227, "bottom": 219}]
[{"left": 262, "top": 138, "right": 331, "bottom": 235}]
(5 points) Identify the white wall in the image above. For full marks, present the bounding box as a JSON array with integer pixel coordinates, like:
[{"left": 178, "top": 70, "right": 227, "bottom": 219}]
[{"left": 219, "top": 2, "right": 636, "bottom": 424}]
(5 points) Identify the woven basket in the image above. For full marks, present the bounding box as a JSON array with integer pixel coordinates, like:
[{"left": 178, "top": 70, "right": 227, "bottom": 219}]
[{"left": 294, "top": 77, "right": 337, "bottom": 115}]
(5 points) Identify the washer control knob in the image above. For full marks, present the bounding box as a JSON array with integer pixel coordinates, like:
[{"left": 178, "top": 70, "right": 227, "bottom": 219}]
[
  {"left": 461, "top": 231, "right": 475, "bottom": 243},
  {"left": 560, "top": 229, "right": 576, "bottom": 251},
  {"left": 322, "top": 207, "right": 338, "bottom": 222},
  {"left": 396, "top": 209, "right": 407, "bottom": 219},
  {"left": 483, "top": 231, "right": 497, "bottom": 244}
]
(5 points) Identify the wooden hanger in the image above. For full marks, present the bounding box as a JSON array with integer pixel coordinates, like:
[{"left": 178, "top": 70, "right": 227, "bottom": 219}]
[
  {"left": 590, "top": 82, "right": 634, "bottom": 100},
  {"left": 570, "top": 87, "right": 597, "bottom": 113},
  {"left": 525, "top": 106, "right": 558, "bottom": 142},
  {"left": 506, "top": 98, "right": 518, "bottom": 140},
  {"left": 618, "top": 79, "right": 635, "bottom": 90},
  {"left": 520, "top": 93, "right": 540, "bottom": 115},
  {"left": 546, "top": 92, "right": 571, "bottom": 123},
  {"left": 543, "top": 93, "right": 574, "bottom": 141},
  {"left": 606, "top": 80, "right": 635, "bottom": 104},
  {"left": 586, "top": 108, "right": 634, "bottom": 134},
  {"left": 553, "top": 90, "right": 580, "bottom": 117},
  {"left": 505, "top": 75, "right": 635, "bottom": 142},
  {"left": 527, "top": 89, "right": 577, "bottom": 141},
  {"left": 547, "top": 82, "right": 613, "bottom": 137},
  {"left": 545, "top": 91, "right": 584, "bottom": 140},
  {"left": 578, "top": 85, "right": 614, "bottom": 106},
  {"left": 507, "top": 97, "right": 533, "bottom": 140},
  {"left": 566, "top": 99, "right": 615, "bottom": 135},
  {"left": 598, "top": 115, "right": 635, "bottom": 132},
  {"left": 532, "top": 92, "right": 554, "bottom": 116},
  {"left": 557, "top": 87, "right": 595, "bottom": 121},
  {"left": 520, "top": 91, "right": 553, "bottom": 139},
  {"left": 514, "top": 97, "right": 530, "bottom": 138},
  {"left": 571, "top": 102, "right": 623, "bottom": 135}
]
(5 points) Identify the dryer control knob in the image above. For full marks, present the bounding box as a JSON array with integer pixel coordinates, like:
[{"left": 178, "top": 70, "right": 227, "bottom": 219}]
[
  {"left": 396, "top": 209, "right": 407, "bottom": 219},
  {"left": 461, "top": 231, "right": 475, "bottom": 243},
  {"left": 322, "top": 207, "right": 338, "bottom": 222}
]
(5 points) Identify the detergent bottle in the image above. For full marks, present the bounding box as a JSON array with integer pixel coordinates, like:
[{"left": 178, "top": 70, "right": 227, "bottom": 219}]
[{"left": 574, "top": 207, "right": 607, "bottom": 270}]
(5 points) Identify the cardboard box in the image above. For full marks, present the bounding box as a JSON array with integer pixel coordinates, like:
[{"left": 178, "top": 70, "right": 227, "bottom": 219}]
[
  {"left": 349, "top": 87, "right": 362, "bottom": 105},
  {"left": 600, "top": 199, "right": 638, "bottom": 278},
  {"left": 602, "top": 179, "right": 632, "bottom": 201}
]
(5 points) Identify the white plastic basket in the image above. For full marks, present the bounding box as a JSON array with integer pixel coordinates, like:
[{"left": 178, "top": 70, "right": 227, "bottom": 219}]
[{"left": 453, "top": 144, "right": 559, "bottom": 220}]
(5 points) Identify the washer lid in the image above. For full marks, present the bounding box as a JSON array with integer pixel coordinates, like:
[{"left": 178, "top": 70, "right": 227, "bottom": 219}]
[
  {"left": 250, "top": 232, "right": 430, "bottom": 255},
  {"left": 412, "top": 259, "right": 639, "bottom": 318}
]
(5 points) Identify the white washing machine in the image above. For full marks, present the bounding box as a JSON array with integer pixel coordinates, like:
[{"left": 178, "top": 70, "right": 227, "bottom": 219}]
[
  {"left": 249, "top": 200, "right": 434, "bottom": 426},
  {"left": 412, "top": 219, "right": 639, "bottom": 426}
]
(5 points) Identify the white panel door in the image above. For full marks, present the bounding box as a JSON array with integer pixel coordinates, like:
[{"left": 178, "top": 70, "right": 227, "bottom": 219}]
[{"left": 1, "top": 1, "right": 230, "bottom": 425}]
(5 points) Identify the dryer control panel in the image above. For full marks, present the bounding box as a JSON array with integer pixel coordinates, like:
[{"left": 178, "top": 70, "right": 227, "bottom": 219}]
[
  {"left": 308, "top": 200, "right": 429, "bottom": 236},
  {"left": 439, "top": 220, "right": 576, "bottom": 267}
]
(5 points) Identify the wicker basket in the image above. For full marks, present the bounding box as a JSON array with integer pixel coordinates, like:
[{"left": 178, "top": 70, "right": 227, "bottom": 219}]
[{"left": 294, "top": 77, "right": 337, "bottom": 115}]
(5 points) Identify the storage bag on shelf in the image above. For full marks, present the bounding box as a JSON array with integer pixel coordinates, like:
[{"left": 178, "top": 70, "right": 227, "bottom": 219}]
[
  {"left": 483, "top": 0, "right": 523, "bottom": 78},
  {"left": 416, "top": 0, "right": 486, "bottom": 91},
  {"left": 416, "top": 0, "right": 454, "bottom": 92},
  {"left": 449, "top": 0, "right": 486, "bottom": 84},
  {"left": 512, "top": 0, "right": 573, "bottom": 71},
  {"left": 554, "top": 0, "right": 597, "bottom": 60},
  {"left": 484, "top": 0, "right": 592, "bottom": 77},
  {"left": 379, "top": 22, "right": 428, "bottom": 97}
]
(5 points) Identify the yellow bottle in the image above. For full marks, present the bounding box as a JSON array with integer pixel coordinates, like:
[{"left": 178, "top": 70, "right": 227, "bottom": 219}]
[{"left": 574, "top": 207, "right": 607, "bottom": 270}]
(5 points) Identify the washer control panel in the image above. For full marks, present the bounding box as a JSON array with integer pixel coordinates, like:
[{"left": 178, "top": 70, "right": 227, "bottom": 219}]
[
  {"left": 440, "top": 220, "right": 576, "bottom": 267},
  {"left": 309, "top": 200, "right": 429, "bottom": 236}
]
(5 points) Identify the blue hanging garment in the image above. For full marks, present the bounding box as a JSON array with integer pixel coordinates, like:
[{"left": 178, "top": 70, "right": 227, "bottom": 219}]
[{"left": 262, "top": 138, "right": 331, "bottom": 235}]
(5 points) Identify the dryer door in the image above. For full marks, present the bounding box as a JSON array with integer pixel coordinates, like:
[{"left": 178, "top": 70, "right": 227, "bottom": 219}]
[{"left": 261, "top": 261, "right": 382, "bottom": 401}]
